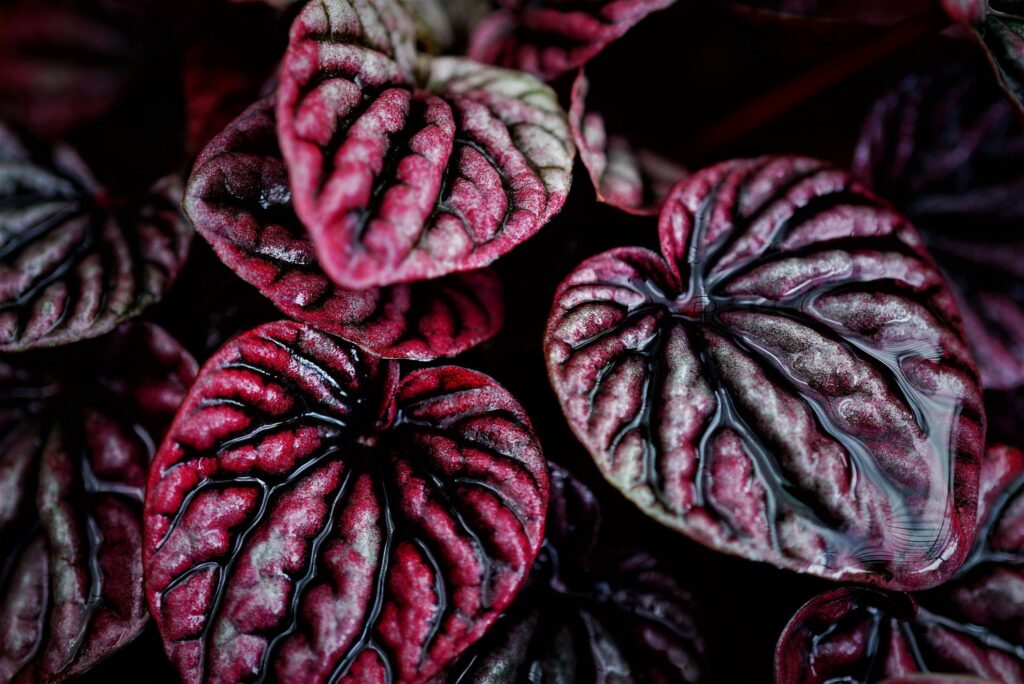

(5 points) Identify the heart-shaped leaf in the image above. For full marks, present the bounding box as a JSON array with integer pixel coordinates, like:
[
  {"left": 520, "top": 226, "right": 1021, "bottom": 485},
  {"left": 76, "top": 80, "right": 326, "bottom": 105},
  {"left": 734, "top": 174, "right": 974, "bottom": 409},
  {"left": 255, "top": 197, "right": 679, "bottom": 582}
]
[
  {"left": 186, "top": 96, "right": 504, "bottom": 361},
  {"left": 438, "top": 465, "right": 705, "bottom": 683},
  {"left": 569, "top": 69, "right": 687, "bottom": 216},
  {"left": 0, "top": 122, "right": 192, "bottom": 351},
  {"left": 143, "top": 320, "right": 549, "bottom": 684},
  {"left": 467, "top": 0, "right": 678, "bottom": 81},
  {"left": 854, "top": 68, "right": 1024, "bottom": 391},
  {"left": 545, "top": 156, "right": 985, "bottom": 590},
  {"left": 275, "top": 0, "right": 574, "bottom": 290},
  {"left": 0, "top": 323, "right": 197, "bottom": 682},
  {"left": 775, "top": 445, "right": 1024, "bottom": 683},
  {"left": 0, "top": 0, "right": 158, "bottom": 138}
]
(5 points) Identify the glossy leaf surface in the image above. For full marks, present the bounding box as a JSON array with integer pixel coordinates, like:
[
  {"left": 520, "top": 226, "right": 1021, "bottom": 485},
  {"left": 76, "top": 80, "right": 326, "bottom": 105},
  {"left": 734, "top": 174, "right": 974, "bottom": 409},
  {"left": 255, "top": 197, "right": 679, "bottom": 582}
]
[
  {"left": 0, "top": 323, "right": 197, "bottom": 682},
  {"left": 144, "top": 321, "right": 548, "bottom": 683},
  {"left": 186, "top": 97, "right": 504, "bottom": 360},
  {"left": 0, "top": 123, "right": 191, "bottom": 351},
  {"left": 545, "top": 156, "right": 985, "bottom": 590},
  {"left": 276, "top": 0, "right": 574, "bottom": 289}
]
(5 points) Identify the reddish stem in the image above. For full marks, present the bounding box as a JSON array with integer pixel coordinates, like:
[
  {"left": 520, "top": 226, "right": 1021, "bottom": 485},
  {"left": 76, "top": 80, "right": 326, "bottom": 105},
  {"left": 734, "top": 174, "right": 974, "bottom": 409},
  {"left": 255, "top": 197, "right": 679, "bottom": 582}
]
[{"left": 692, "top": 8, "right": 948, "bottom": 154}]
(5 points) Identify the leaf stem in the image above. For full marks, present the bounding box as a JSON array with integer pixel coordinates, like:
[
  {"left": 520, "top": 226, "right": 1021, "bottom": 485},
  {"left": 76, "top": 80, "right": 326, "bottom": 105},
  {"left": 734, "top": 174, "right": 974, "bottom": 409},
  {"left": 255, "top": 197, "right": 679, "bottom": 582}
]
[{"left": 691, "top": 8, "right": 949, "bottom": 154}]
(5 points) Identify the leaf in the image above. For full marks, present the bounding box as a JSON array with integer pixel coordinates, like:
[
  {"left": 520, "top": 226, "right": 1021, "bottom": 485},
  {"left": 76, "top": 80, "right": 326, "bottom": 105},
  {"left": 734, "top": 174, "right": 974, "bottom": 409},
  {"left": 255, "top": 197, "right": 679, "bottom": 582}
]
[
  {"left": 438, "top": 466, "right": 705, "bottom": 683},
  {"left": 186, "top": 97, "right": 504, "bottom": 361},
  {"left": 545, "top": 156, "right": 986, "bottom": 590},
  {"left": 143, "top": 320, "right": 549, "bottom": 684},
  {"left": 726, "top": 0, "right": 933, "bottom": 25},
  {"left": 569, "top": 70, "right": 687, "bottom": 216},
  {"left": 0, "top": 323, "right": 197, "bottom": 682},
  {"left": 275, "top": 0, "right": 574, "bottom": 290},
  {"left": 853, "top": 68, "right": 1024, "bottom": 390},
  {"left": 467, "top": 0, "right": 678, "bottom": 82},
  {"left": 0, "top": 0, "right": 156, "bottom": 138},
  {"left": 0, "top": 122, "right": 192, "bottom": 351},
  {"left": 775, "top": 445, "right": 1024, "bottom": 684}
]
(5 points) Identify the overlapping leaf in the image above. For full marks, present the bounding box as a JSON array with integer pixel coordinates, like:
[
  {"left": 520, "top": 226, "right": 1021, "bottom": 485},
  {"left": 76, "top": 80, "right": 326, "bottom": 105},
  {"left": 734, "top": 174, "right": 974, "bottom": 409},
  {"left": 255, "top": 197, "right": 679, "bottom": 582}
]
[
  {"left": 940, "top": 1, "right": 1024, "bottom": 116},
  {"left": 775, "top": 445, "right": 1024, "bottom": 683},
  {"left": 275, "top": 0, "right": 574, "bottom": 290},
  {"left": 569, "top": 70, "right": 687, "bottom": 216},
  {"left": 545, "top": 156, "right": 985, "bottom": 590},
  {"left": 186, "top": 97, "right": 504, "bottom": 360},
  {"left": 439, "top": 466, "right": 705, "bottom": 683},
  {"left": 854, "top": 68, "right": 1024, "bottom": 390},
  {"left": 0, "top": 323, "right": 197, "bottom": 682},
  {"left": 467, "top": 0, "right": 678, "bottom": 81},
  {"left": 0, "top": 122, "right": 191, "bottom": 351},
  {"left": 144, "top": 321, "right": 549, "bottom": 684}
]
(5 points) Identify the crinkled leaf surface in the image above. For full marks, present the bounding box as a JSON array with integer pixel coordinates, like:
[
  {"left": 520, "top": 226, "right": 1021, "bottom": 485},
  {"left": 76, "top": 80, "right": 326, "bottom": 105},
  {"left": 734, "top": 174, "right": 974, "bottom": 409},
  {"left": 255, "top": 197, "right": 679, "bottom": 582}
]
[
  {"left": 439, "top": 466, "right": 705, "bottom": 683},
  {"left": 0, "top": 0, "right": 155, "bottom": 138},
  {"left": 854, "top": 69, "right": 1024, "bottom": 390},
  {"left": 276, "top": 0, "right": 574, "bottom": 290},
  {"left": 545, "top": 156, "right": 985, "bottom": 590},
  {"left": 143, "top": 321, "right": 549, "bottom": 684},
  {"left": 186, "top": 97, "right": 504, "bottom": 361},
  {"left": 569, "top": 70, "right": 686, "bottom": 216},
  {"left": 0, "top": 123, "right": 191, "bottom": 351},
  {"left": 467, "top": 0, "right": 677, "bottom": 81},
  {"left": 775, "top": 445, "right": 1024, "bottom": 683},
  {"left": 0, "top": 323, "right": 197, "bottom": 682}
]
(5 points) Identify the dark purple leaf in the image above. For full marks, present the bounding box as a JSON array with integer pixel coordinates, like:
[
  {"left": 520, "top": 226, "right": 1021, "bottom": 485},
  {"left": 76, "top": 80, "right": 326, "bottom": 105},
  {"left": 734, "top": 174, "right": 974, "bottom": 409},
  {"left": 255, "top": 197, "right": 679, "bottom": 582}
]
[
  {"left": 940, "top": 0, "right": 987, "bottom": 25},
  {"left": 880, "top": 677, "right": 1000, "bottom": 684},
  {"left": 438, "top": 466, "right": 705, "bottom": 683},
  {"left": 0, "top": 323, "right": 197, "bottom": 682},
  {"left": 275, "top": 0, "right": 574, "bottom": 290},
  {"left": 467, "top": 0, "right": 678, "bottom": 82},
  {"left": 143, "top": 320, "right": 549, "bottom": 684},
  {"left": 569, "top": 70, "right": 687, "bottom": 217},
  {"left": 775, "top": 445, "right": 1024, "bottom": 683},
  {"left": 186, "top": 96, "right": 504, "bottom": 361},
  {"left": 545, "top": 156, "right": 985, "bottom": 590},
  {"left": 853, "top": 68, "right": 1024, "bottom": 390},
  {"left": 0, "top": 122, "right": 192, "bottom": 351},
  {"left": 725, "top": 0, "right": 933, "bottom": 25},
  {"left": 0, "top": 0, "right": 156, "bottom": 138}
]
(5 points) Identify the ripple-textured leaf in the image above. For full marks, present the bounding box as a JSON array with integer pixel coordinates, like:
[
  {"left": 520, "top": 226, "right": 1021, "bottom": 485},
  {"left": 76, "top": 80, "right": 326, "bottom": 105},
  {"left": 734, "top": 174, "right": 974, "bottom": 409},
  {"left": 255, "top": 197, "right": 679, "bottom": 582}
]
[
  {"left": 854, "top": 68, "right": 1024, "bottom": 390},
  {"left": 569, "top": 70, "right": 686, "bottom": 216},
  {"left": 276, "top": 0, "right": 574, "bottom": 290},
  {"left": 186, "top": 97, "right": 504, "bottom": 361},
  {"left": 144, "top": 320, "right": 549, "bottom": 684},
  {"left": 545, "top": 156, "right": 985, "bottom": 590},
  {"left": 0, "top": 323, "right": 197, "bottom": 682},
  {"left": 468, "top": 0, "right": 678, "bottom": 81},
  {"left": 0, "top": 123, "right": 191, "bottom": 351},
  {"left": 775, "top": 445, "right": 1024, "bottom": 683}
]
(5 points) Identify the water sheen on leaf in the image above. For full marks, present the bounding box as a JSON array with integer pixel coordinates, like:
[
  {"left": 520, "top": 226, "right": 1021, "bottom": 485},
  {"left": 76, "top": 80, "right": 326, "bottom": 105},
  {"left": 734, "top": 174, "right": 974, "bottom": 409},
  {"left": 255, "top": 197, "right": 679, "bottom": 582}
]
[
  {"left": 854, "top": 69, "right": 1024, "bottom": 390},
  {"left": 186, "top": 97, "right": 504, "bottom": 361},
  {"left": 0, "top": 123, "right": 192, "bottom": 351},
  {"left": 438, "top": 466, "right": 705, "bottom": 683},
  {"left": 775, "top": 445, "right": 1024, "bottom": 683},
  {"left": 0, "top": 323, "right": 197, "bottom": 682},
  {"left": 545, "top": 156, "right": 985, "bottom": 590},
  {"left": 569, "top": 70, "right": 687, "bottom": 216},
  {"left": 467, "top": 0, "right": 678, "bottom": 81},
  {"left": 275, "top": 0, "right": 574, "bottom": 290},
  {"left": 143, "top": 320, "right": 549, "bottom": 684}
]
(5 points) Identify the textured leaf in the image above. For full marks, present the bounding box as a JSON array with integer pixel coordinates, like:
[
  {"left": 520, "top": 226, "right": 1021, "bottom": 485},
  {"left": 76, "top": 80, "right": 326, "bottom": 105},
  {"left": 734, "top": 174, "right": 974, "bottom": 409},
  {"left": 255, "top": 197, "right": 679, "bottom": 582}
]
[
  {"left": 569, "top": 70, "right": 686, "bottom": 216},
  {"left": 467, "top": 0, "right": 678, "bottom": 81},
  {"left": 186, "top": 97, "right": 504, "bottom": 361},
  {"left": 0, "top": 122, "right": 192, "bottom": 351},
  {"left": 439, "top": 466, "right": 705, "bottom": 683},
  {"left": 275, "top": 0, "right": 574, "bottom": 290},
  {"left": 775, "top": 445, "right": 1024, "bottom": 683},
  {"left": 0, "top": 323, "right": 197, "bottom": 682},
  {"left": 545, "top": 156, "right": 985, "bottom": 590},
  {"left": 0, "top": 0, "right": 153, "bottom": 137},
  {"left": 853, "top": 69, "right": 1024, "bottom": 390},
  {"left": 143, "top": 320, "right": 549, "bottom": 684}
]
